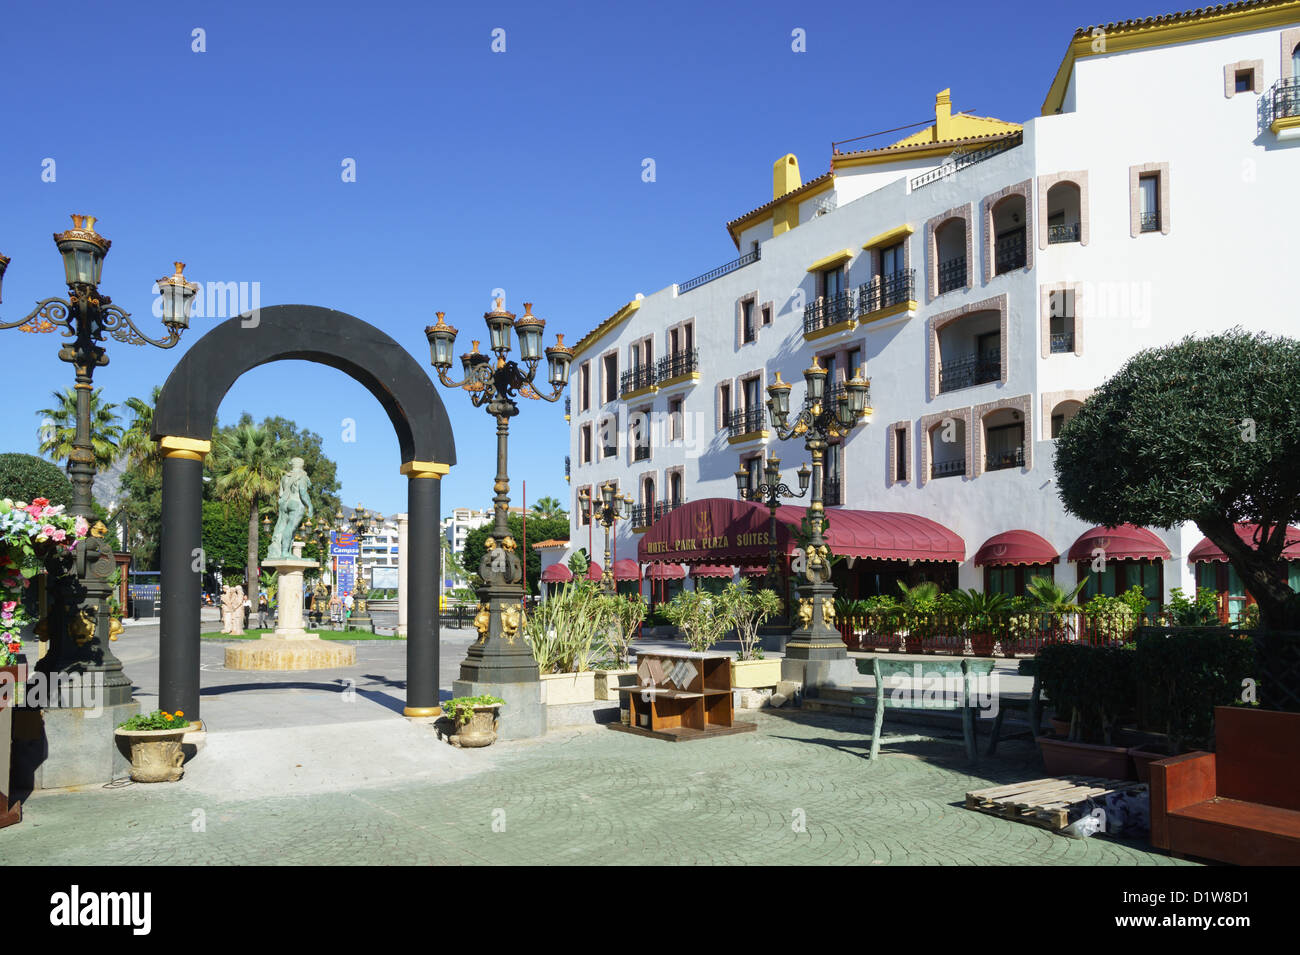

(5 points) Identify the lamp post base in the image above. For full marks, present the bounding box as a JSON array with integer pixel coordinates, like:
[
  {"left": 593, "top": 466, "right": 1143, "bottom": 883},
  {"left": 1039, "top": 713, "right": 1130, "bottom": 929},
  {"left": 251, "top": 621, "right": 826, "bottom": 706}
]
[
  {"left": 451, "top": 678, "right": 545, "bottom": 739},
  {"left": 12, "top": 700, "right": 140, "bottom": 791},
  {"left": 780, "top": 579, "right": 857, "bottom": 693}
]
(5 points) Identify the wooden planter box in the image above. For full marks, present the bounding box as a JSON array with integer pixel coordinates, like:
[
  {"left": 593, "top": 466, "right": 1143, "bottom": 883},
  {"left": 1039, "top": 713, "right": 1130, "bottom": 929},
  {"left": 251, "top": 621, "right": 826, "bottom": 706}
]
[
  {"left": 540, "top": 671, "right": 597, "bottom": 706},
  {"left": 1038, "top": 735, "right": 1135, "bottom": 780},
  {"left": 730, "top": 658, "right": 782, "bottom": 689},
  {"left": 1, "top": 664, "right": 21, "bottom": 828}
]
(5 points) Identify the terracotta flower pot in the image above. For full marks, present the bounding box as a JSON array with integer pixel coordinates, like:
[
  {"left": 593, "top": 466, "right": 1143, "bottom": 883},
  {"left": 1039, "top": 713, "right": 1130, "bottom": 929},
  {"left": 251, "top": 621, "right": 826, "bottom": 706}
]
[
  {"left": 115, "top": 725, "right": 189, "bottom": 783},
  {"left": 970, "top": 632, "right": 995, "bottom": 657},
  {"left": 448, "top": 705, "right": 500, "bottom": 748},
  {"left": 1038, "top": 735, "right": 1135, "bottom": 780}
]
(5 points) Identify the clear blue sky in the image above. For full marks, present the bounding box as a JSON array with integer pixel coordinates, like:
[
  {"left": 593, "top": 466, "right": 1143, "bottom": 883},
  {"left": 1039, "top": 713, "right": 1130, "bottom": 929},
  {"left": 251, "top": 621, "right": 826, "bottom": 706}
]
[{"left": 0, "top": 0, "right": 1147, "bottom": 519}]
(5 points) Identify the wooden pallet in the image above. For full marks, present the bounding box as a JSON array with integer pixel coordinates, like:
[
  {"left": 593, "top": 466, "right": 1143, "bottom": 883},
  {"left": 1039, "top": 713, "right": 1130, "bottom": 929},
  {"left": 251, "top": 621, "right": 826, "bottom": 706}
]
[{"left": 965, "top": 776, "right": 1147, "bottom": 831}]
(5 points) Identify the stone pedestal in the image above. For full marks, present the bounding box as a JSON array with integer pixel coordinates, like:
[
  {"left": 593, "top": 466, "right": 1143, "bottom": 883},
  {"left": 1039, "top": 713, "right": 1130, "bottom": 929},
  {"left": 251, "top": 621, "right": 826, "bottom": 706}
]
[
  {"left": 452, "top": 679, "right": 545, "bottom": 739},
  {"left": 224, "top": 555, "right": 356, "bottom": 671},
  {"left": 12, "top": 701, "right": 139, "bottom": 790}
]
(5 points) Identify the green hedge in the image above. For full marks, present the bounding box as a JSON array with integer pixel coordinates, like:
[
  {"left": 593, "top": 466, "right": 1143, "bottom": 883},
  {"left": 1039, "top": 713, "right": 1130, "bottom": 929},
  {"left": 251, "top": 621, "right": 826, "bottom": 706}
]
[
  {"left": 0, "top": 453, "right": 73, "bottom": 507},
  {"left": 1134, "top": 628, "right": 1255, "bottom": 752},
  {"left": 1037, "top": 643, "right": 1136, "bottom": 745}
]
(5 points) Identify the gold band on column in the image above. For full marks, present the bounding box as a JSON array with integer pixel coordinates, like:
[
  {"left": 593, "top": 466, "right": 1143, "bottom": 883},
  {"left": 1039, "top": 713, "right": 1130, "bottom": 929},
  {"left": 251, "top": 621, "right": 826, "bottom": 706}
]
[
  {"left": 159, "top": 435, "right": 212, "bottom": 461},
  {"left": 403, "top": 705, "right": 443, "bottom": 718},
  {"left": 400, "top": 460, "right": 450, "bottom": 479}
]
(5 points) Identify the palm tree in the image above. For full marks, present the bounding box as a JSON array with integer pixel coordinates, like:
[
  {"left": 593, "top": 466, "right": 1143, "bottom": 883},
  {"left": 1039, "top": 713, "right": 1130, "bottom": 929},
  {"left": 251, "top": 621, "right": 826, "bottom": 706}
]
[
  {"left": 896, "top": 580, "right": 940, "bottom": 609},
  {"left": 530, "top": 495, "right": 566, "bottom": 520},
  {"left": 212, "top": 423, "right": 288, "bottom": 589},
  {"left": 119, "top": 386, "right": 164, "bottom": 479},
  {"left": 36, "top": 387, "right": 123, "bottom": 470},
  {"left": 1025, "top": 575, "right": 1088, "bottom": 612}
]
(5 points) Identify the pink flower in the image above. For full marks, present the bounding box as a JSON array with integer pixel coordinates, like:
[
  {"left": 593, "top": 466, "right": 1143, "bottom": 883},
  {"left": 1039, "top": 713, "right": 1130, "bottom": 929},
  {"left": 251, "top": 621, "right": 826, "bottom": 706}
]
[
  {"left": 50, "top": 528, "right": 66, "bottom": 542},
  {"left": 74, "top": 516, "right": 89, "bottom": 536},
  {"left": 2, "top": 602, "right": 13, "bottom": 613}
]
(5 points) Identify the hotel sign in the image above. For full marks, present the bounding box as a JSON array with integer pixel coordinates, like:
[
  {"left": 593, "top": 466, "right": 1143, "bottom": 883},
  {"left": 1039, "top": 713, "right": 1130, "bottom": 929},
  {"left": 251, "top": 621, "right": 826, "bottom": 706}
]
[{"left": 637, "top": 499, "right": 790, "bottom": 565}]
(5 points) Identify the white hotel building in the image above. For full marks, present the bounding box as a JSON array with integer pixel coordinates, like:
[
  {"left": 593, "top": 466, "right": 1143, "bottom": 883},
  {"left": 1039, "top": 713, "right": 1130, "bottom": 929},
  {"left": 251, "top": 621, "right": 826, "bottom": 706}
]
[{"left": 562, "top": 2, "right": 1300, "bottom": 615}]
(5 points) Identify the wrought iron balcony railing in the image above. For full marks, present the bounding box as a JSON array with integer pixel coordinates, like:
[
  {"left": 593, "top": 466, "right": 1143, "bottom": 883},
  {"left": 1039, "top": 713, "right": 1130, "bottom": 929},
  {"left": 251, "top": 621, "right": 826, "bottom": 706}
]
[
  {"left": 937, "top": 350, "right": 1000, "bottom": 393},
  {"left": 803, "top": 289, "right": 855, "bottom": 335},
  {"left": 564, "top": 455, "right": 570, "bottom": 479},
  {"left": 1047, "top": 222, "right": 1080, "bottom": 244},
  {"left": 857, "top": 268, "right": 915, "bottom": 316},
  {"left": 620, "top": 364, "right": 655, "bottom": 397},
  {"left": 632, "top": 442, "right": 651, "bottom": 462},
  {"left": 1139, "top": 211, "right": 1161, "bottom": 233},
  {"left": 931, "top": 459, "right": 967, "bottom": 478},
  {"left": 1266, "top": 77, "right": 1300, "bottom": 123},
  {"left": 937, "top": 256, "right": 966, "bottom": 294},
  {"left": 994, "top": 231, "right": 1026, "bottom": 274},
  {"left": 656, "top": 348, "right": 699, "bottom": 382},
  {"left": 564, "top": 396, "right": 570, "bottom": 417},
  {"left": 678, "top": 248, "right": 760, "bottom": 294},
  {"left": 909, "top": 135, "right": 1021, "bottom": 190},
  {"left": 985, "top": 446, "right": 1025, "bottom": 472},
  {"left": 1050, "top": 331, "right": 1075, "bottom": 353},
  {"left": 630, "top": 499, "right": 685, "bottom": 528},
  {"left": 726, "top": 407, "right": 766, "bottom": 438}
]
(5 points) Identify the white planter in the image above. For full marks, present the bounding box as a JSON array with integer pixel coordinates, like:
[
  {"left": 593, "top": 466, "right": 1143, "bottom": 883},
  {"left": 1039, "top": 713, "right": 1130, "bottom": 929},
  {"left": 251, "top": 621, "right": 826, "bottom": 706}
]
[
  {"left": 730, "top": 658, "right": 782, "bottom": 689},
  {"left": 540, "top": 671, "right": 597, "bottom": 706},
  {"left": 593, "top": 667, "right": 638, "bottom": 701}
]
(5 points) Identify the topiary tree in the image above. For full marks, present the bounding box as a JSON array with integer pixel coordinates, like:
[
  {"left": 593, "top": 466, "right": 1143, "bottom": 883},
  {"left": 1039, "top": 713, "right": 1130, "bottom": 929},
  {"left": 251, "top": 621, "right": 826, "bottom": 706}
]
[
  {"left": 1054, "top": 329, "right": 1300, "bottom": 630},
  {"left": 0, "top": 452, "right": 74, "bottom": 506}
]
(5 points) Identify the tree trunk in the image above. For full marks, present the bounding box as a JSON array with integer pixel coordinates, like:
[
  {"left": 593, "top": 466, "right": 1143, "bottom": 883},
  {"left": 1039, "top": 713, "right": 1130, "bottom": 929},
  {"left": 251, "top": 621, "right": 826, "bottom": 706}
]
[
  {"left": 1197, "top": 517, "right": 1298, "bottom": 630},
  {"left": 247, "top": 493, "right": 259, "bottom": 590}
]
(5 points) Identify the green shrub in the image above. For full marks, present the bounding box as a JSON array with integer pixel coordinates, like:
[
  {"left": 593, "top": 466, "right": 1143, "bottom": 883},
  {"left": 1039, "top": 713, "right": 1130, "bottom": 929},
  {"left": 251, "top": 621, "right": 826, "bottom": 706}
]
[
  {"left": 1135, "top": 629, "right": 1255, "bottom": 751},
  {"left": 0, "top": 453, "right": 73, "bottom": 507},
  {"left": 662, "top": 590, "right": 731, "bottom": 652},
  {"left": 523, "top": 580, "right": 613, "bottom": 673},
  {"left": 1165, "top": 587, "right": 1221, "bottom": 627}
]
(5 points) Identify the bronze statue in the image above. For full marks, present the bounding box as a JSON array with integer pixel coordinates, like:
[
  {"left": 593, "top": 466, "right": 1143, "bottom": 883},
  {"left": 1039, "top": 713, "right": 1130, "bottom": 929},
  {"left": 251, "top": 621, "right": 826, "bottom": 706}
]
[{"left": 267, "top": 458, "right": 313, "bottom": 560}]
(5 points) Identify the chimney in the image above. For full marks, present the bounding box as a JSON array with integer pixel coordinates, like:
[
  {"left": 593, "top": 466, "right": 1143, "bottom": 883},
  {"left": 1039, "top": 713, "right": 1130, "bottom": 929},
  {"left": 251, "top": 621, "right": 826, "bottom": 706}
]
[
  {"left": 934, "top": 89, "right": 952, "bottom": 141},
  {"left": 773, "top": 153, "right": 802, "bottom": 200}
]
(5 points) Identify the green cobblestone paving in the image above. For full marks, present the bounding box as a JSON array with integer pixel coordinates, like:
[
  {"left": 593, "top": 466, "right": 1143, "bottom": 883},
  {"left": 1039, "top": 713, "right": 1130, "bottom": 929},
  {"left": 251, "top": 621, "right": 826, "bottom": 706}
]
[{"left": 0, "top": 710, "right": 1195, "bottom": 866}]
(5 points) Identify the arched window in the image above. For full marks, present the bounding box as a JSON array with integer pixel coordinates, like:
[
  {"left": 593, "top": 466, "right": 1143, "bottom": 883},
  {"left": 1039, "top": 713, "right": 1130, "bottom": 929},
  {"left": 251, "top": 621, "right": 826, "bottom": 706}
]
[{"left": 1292, "top": 41, "right": 1300, "bottom": 79}]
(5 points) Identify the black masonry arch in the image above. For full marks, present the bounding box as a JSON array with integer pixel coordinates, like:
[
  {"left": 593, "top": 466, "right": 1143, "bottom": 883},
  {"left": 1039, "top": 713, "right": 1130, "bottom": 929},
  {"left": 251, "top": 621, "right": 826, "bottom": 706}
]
[{"left": 152, "top": 304, "right": 456, "bottom": 467}]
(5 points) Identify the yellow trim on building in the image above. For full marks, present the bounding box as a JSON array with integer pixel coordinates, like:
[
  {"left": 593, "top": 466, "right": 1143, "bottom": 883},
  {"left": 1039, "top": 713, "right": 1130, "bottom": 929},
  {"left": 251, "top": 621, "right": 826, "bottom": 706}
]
[
  {"left": 621, "top": 383, "right": 657, "bottom": 401},
  {"left": 400, "top": 460, "right": 450, "bottom": 479},
  {"left": 862, "top": 224, "right": 915, "bottom": 250},
  {"left": 725, "top": 175, "right": 836, "bottom": 248},
  {"left": 158, "top": 436, "right": 212, "bottom": 460},
  {"left": 803, "top": 318, "right": 856, "bottom": 342},
  {"left": 833, "top": 134, "right": 1019, "bottom": 168},
  {"left": 1270, "top": 115, "right": 1300, "bottom": 136},
  {"left": 1042, "top": 1, "right": 1300, "bottom": 115},
  {"left": 727, "top": 430, "right": 770, "bottom": 446},
  {"left": 858, "top": 300, "right": 918, "bottom": 325},
  {"left": 571, "top": 300, "right": 641, "bottom": 360},
  {"left": 657, "top": 371, "right": 701, "bottom": 389},
  {"left": 806, "top": 249, "right": 855, "bottom": 273}
]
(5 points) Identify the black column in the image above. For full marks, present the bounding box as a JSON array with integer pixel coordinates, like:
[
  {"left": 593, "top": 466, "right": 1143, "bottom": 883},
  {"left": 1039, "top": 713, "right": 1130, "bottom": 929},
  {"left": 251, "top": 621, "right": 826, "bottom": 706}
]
[
  {"left": 404, "top": 474, "right": 440, "bottom": 715},
  {"left": 159, "top": 451, "right": 204, "bottom": 720}
]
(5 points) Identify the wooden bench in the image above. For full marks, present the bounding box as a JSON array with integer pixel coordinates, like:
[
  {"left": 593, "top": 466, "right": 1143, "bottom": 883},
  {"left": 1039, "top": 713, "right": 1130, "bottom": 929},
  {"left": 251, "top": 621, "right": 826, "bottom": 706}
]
[
  {"left": 1150, "top": 706, "right": 1300, "bottom": 865},
  {"left": 856, "top": 657, "right": 995, "bottom": 763}
]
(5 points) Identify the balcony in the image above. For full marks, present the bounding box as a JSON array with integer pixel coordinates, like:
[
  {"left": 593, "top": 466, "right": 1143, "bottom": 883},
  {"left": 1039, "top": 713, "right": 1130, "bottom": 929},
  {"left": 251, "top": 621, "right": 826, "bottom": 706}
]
[
  {"left": 937, "top": 350, "right": 1000, "bottom": 394},
  {"left": 937, "top": 256, "right": 966, "bottom": 294},
  {"left": 909, "top": 135, "right": 1022, "bottom": 190},
  {"left": 822, "top": 479, "right": 842, "bottom": 507},
  {"left": 1139, "top": 211, "right": 1161, "bottom": 233},
  {"left": 631, "top": 499, "right": 684, "bottom": 529},
  {"left": 931, "top": 459, "right": 966, "bottom": 479},
  {"left": 1266, "top": 77, "right": 1300, "bottom": 135},
  {"left": 656, "top": 348, "right": 699, "bottom": 385},
  {"left": 857, "top": 269, "right": 915, "bottom": 319},
  {"left": 620, "top": 364, "right": 656, "bottom": 398},
  {"left": 632, "top": 442, "right": 651, "bottom": 462},
  {"left": 564, "top": 396, "right": 570, "bottom": 419},
  {"left": 1050, "top": 331, "right": 1075, "bottom": 353},
  {"left": 803, "top": 290, "right": 855, "bottom": 337},
  {"left": 994, "top": 231, "right": 1026, "bottom": 274},
  {"left": 1047, "top": 223, "right": 1080, "bottom": 245},
  {"left": 564, "top": 455, "right": 570, "bottom": 481},
  {"left": 678, "top": 247, "right": 760, "bottom": 294},
  {"left": 726, "top": 408, "right": 767, "bottom": 440},
  {"left": 985, "top": 446, "right": 1025, "bottom": 472}
]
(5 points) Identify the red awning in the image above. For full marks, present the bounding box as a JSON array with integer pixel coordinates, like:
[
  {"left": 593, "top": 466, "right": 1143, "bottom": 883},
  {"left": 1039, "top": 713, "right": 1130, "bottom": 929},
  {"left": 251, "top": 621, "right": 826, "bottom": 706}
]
[
  {"left": 973, "top": 530, "right": 1059, "bottom": 567},
  {"left": 637, "top": 498, "right": 964, "bottom": 565},
  {"left": 584, "top": 562, "right": 603, "bottom": 581},
  {"left": 539, "top": 563, "right": 572, "bottom": 583},
  {"left": 1066, "top": 524, "right": 1170, "bottom": 562},
  {"left": 646, "top": 563, "right": 686, "bottom": 580},
  {"left": 612, "top": 559, "right": 641, "bottom": 581},
  {"left": 691, "top": 565, "right": 735, "bottom": 578},
  {"left": 739, "top": 565, "right": 770, "bottom": 576},
  {"left": 1188, "top": 524, "right": 1300, "bottom": 563}
]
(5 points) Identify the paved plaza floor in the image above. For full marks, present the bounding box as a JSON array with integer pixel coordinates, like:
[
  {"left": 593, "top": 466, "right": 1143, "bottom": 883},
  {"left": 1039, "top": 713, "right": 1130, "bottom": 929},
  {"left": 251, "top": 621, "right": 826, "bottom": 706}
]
[{"left": 1, "top": 615, "right": 1194, "bottom": 866}]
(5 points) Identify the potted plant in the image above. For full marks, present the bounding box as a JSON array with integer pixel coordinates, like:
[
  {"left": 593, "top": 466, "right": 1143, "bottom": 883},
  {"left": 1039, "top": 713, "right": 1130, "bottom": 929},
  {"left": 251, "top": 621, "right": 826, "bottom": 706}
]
[
  {"left": 1036, "top": 643, "right": 1137, "bottom": 779},
  {"left": 441, "top": 695, "right": 505, "bottom": 747},
  {"left": 594, "top": 592, "right": 645, "bottom": 700},
  {"left": 721, "top": 582, "right": 782, "bottom": 688},
  {"left": 946, "top": 588, "right": 1010, "bottom": 656},
  {"left": 523, "top": 579, "right": 612, "bottom": 705},
  {"left": 661, "top": 589, "right": 731, "bottom": 653},
  {"left": 896, "top": 581, "right": 939, "bottom": 653},
  {"left": 115, "top": 709, "right": 192, "bottom": 782}
]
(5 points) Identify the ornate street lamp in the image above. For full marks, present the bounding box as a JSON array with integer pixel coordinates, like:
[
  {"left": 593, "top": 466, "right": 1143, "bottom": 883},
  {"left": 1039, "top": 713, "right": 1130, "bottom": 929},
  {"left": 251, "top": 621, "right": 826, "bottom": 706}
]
[
  {"left": 0, "top": 216, "right": 198, "bottom": 705},
  {"left": 735, "top": 455, "right": 811, "bottom": 604},
  {"left": 581, "top": 481, "right": 632, "bottom": 594},
  {"left": 426, "top": 300, "right": 571, "bottom": 685},
  {"left": 764, "top": 359, "right": 871, "bottom": 669},
  {"left": 345, "top": 504, "right": 383, "bottom": 627}
]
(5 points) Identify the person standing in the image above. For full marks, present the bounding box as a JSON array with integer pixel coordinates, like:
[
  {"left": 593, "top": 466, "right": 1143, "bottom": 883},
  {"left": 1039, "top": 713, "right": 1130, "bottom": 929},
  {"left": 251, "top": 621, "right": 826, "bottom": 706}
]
[
  {"left": 329, "top": 591, "right": 343, "bottom": 629},
  {"left": 258, "top": 593, "right": 270, "bottom": 629}
]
